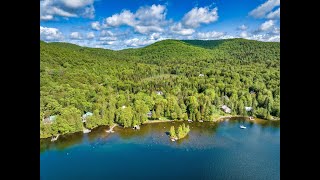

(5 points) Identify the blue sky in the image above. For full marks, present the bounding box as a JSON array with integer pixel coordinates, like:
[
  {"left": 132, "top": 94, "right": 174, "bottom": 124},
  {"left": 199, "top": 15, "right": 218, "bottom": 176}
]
[{"left": 40, "top": 0, "right": 280, "bottom": 50}]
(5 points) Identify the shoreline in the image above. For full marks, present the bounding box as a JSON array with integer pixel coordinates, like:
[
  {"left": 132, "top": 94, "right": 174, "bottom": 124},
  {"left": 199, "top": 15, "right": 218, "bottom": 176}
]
[{"left": 40, "top": 115, "right": 279, "bottom": 139}]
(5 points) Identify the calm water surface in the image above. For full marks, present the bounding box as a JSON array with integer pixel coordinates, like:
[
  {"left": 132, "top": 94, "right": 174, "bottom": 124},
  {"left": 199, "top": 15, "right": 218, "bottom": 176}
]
[{"left": 40, "top": 118, "right": 280, "bottom": 180}]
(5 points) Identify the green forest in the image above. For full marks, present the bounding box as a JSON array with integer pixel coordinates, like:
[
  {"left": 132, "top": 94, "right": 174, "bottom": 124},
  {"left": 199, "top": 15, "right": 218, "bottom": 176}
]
[{"left": 40, "top": 38, "right": 280, "bottom": 139}]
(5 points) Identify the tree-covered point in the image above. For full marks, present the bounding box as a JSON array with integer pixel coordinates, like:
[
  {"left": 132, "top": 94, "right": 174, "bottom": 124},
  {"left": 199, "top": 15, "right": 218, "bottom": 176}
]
[
  {"left": 40, "top": 38, "right": 280, "bottom": 139},
  {"left": 169, "top": 123, "right": 190, "bottom": 140}
]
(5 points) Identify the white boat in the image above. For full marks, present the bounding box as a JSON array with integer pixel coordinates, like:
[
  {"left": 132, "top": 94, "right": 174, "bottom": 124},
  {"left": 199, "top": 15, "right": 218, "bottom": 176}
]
[{"left": 240, "top": 125, "right": 246, "bottom": 129}]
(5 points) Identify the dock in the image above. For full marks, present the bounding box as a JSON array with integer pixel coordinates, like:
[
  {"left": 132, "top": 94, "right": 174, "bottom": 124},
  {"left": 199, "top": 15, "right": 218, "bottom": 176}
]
[
  {"left": 51, "top": 134, "right": 60, "bottom": 142},
  {"left": 106, "top": 124, "right": 117, "bottom": 133},
  {"left": 83, "top": 128, "right": 91, "bottom": 133}
]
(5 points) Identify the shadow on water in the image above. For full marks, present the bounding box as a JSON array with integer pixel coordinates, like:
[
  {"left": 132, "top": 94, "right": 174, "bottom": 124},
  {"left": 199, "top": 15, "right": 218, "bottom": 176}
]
[
  {"left": 40, "top": 132, "right": 84, "bottom": 153},
  {"left": 40, "top": 117, "right": 280, "bottom": 152}
]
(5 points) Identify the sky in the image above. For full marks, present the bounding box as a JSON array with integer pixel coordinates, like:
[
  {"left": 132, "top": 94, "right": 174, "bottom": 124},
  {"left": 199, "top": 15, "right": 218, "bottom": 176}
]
[{"left": 40, "top": 0, "right": 280, "bottom": 50}]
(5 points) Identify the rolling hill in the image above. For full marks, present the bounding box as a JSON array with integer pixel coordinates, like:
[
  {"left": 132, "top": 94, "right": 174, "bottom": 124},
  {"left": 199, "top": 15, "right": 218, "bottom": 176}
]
[{"left": 40, "top": 38, "right": 280, "bottom": 138}]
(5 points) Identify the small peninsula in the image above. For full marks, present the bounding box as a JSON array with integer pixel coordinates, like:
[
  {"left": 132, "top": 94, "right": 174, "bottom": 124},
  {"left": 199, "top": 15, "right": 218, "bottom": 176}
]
[{"left": 169, "top": 123, "right": 190, "bottom": 141}]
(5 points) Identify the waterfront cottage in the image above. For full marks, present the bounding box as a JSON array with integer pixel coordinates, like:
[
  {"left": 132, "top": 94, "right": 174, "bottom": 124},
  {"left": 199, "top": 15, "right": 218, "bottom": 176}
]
[
  {"left": 221, "top": 105, "right": 231, "bottom": 113},
  {"left": 147, "top": 111, "right": 152, "bottom": 118},
  {"left": 156, "top": 91, "right": 163, "bottom": 95},
  {"left": 82, "top": 112, "right": 93, "bottom": 122},
  {"left": 43, "top": 115, "right": 57, "bottom": 124}
]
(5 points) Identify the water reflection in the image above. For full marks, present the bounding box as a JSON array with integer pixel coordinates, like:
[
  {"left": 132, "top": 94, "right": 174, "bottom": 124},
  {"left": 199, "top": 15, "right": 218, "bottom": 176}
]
[{"left": 40, "top": 118, "right": 280, "bottom": 152}]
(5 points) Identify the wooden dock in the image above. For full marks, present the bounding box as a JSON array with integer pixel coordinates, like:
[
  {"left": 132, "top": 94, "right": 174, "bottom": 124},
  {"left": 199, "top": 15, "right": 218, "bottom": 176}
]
[
  {"left": 51, "top": 134, "right": 60, "bottom": 142},
  {"left": 106, "top": 124, "right": 117, "bottom": 133}
]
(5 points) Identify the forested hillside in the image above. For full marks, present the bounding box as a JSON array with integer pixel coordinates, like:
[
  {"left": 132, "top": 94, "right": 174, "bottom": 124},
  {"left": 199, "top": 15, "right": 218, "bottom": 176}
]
[{"left": 40, "top": 38, "right": 280, "bottom": 138}]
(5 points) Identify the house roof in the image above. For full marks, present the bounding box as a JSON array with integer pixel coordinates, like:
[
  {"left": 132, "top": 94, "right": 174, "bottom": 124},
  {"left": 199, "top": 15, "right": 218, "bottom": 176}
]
[
  {"left": 83, "top": 112, "right": 93, "bottom": 118},
  {"left": 49, "top": 115, "right": 57, "bottom": 121},
  {"left": 86, "top": 112, "right": 93, "bottom": 116}
]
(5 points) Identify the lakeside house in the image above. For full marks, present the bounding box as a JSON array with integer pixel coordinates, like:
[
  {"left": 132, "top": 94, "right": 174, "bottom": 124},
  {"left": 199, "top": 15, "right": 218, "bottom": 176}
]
[
  {"left": 245, "top": 107, "right": 253, "bottom": 111},
  {"left": 43, "top": 115, "right": 57, "bottom": 124},
  {"left": 82, "top": 112, "right": 93, "bottom": 122},
  {"left": 156, "top": 91, "right": 163, "bottom": 95},
  {"left": 221, "top": 105, "right": 231, "bottom": 113},
  {"left": 199, "top": 74, "right": 204, "bottom": 77},
  {"left": 147, "top": 111, "right": 152, "bottom": 118}
]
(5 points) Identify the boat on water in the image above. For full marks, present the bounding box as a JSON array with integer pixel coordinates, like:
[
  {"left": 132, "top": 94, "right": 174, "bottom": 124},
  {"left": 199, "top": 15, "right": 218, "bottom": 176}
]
[{"left": 240, "top": 125, "right": 246, "bottom": 129}]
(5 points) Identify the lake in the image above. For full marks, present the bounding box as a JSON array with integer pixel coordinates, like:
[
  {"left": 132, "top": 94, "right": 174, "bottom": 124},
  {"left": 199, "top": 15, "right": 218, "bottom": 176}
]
[{"left": 40, "top": 118, "right": 280, "bottom": 180}]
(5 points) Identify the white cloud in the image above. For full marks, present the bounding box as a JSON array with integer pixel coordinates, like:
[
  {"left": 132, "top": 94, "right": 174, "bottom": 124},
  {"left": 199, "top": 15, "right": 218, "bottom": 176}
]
[
  {"left": 100, "top": 30, "right": 115, "bottom": 37},
  {"left": 40, "top": 26, "right": 64, "bottom": 41},
  {"left": 169, "top": 6, "right": 219, "bottom": 36},
  {"left": 98, "top": 41, "right": 116, "bottom": 45},
  {"left": 149, "top": 33, "right": 161, "bottom": 40},
  {"left": 266, "top": 8, "right": 280, "bottom": 19},
  {"left": 239, "top": 31, "right": 248, "bottom": 38},
  {"left": 105, "top": 10, "right": 136, "bottom": 27},
  {"left": 82, "top": 5, "right": 95, "bottom": 19},
  {"left": 235, "top": 30, "right": 280, "bottom": 42},
  {"left": 135, "top": 4, "right": 167, "bottom": 25},
  {"left": 49, "top": 6, "right": 77, "bottom": 17},
  {"left": 124, "top": 38, "right": 158, "bottom": 47},
  {"left": 98, "top": 30, "right": 118, "bottom": 41},
  {"left": 135, "top": 25, "right": 164, "bottom": 34},
  {"left": 99, "top": 37, "right": 117, "bottom": 41},
  {"left": 61, "top": 0, "right": 93, "bottom": 9},
  {"left": 40, "top": 0, "right": 95, "bottom": 21},
  {"left": 272, "top": 27, "right": 280, "bottom": 34},
  {"left": 259, "top": 20, "right": 275, "bottom": 31},
  {"left": 70, "top": 32, "right": 83, "bottom": 39},
  {"left": 250, "top": 34, "right": 280, "bottom": 42},
  {"left": 182, "top": 7, "right": 218, "bottom": 28},
  {"left": 40, "top": 14, "right": 54, "bottom": 20},
  {"left": 86, "top": 32, "right": 95, "bottom": 39},
  {"left": 91, "top": 21, "right": 101, "bottom": 30},
  {"left": 103, "top": 4, "right": 167, "bottom": 34},
  {"left": 238, "top": 24, "right": 248, "bottom": 30},
  {"left": 195, "top": 31, "right": 225, "bottom": 40},
  {"left": 249, "top": 0, "right": 280, "bottom": 18},
  {"left": 170, "top": 22, "right": 195, "bottom": 35}
]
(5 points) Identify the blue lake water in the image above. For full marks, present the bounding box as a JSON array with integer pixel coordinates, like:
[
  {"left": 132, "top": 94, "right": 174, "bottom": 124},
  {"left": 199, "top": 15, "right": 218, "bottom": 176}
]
[{"left": 40, "top": 118, "right": 280, "bottom": 180}]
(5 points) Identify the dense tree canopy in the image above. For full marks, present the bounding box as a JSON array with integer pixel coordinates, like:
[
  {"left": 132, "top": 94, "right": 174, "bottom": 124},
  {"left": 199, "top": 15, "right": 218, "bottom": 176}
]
[{"left": 40, "top": 38, "right": 280, "bottom": 138}]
